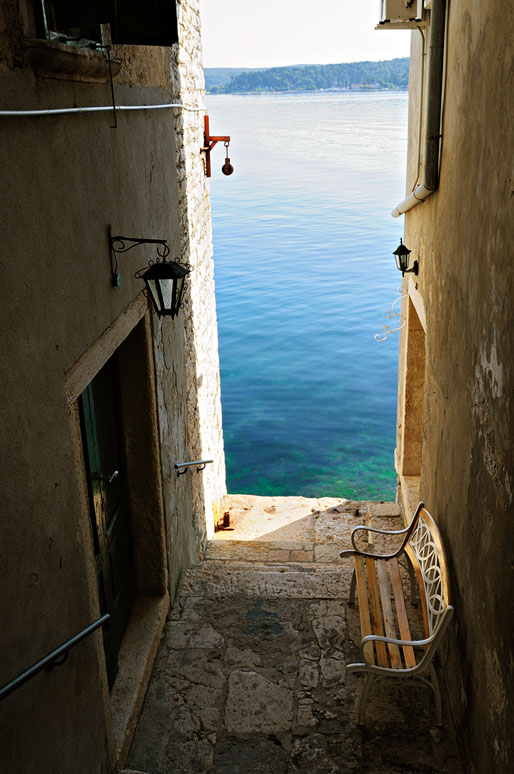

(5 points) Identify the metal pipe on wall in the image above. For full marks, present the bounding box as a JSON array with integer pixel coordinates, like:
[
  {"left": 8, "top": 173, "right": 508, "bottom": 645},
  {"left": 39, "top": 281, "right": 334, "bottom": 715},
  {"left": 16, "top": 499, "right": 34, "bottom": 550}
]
[
  {"left": 0, "top": 103, "right": 204, "bottom": 117},
  {"left": 392, "top": 0, "right": 447, "bottom": 218}
]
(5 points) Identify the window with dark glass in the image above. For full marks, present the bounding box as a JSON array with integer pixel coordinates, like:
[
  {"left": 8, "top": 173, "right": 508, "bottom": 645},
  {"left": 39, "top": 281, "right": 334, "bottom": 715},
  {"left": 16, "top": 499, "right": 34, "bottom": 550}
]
[{"left": 37, "top": 1, "right": 178, "bottom": 48}]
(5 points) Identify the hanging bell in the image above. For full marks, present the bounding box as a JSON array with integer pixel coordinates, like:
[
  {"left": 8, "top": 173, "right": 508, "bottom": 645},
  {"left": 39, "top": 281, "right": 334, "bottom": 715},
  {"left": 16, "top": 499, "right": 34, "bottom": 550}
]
[{"left": 222, "top": 142, "right": 234, "bottom": 176}]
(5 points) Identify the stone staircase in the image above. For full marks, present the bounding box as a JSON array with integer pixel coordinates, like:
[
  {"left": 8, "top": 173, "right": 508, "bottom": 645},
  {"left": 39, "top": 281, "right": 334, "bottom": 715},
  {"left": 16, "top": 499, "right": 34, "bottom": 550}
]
[{"left": 123, "top": 496, "right": 463, "bottom": 774}]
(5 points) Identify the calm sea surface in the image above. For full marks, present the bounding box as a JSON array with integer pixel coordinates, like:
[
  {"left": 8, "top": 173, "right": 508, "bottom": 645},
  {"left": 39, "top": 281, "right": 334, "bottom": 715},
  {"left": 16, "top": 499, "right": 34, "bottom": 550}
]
[{"left": 206, "top": 91, "right": 408, "bottom": 500}]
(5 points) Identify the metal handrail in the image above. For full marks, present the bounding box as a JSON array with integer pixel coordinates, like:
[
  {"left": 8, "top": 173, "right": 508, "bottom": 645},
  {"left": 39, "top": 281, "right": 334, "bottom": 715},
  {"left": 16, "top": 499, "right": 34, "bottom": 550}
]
[
  {"left": 174, "top": 459, "right": 213, "bottom": 475},
  {"left": 0, "top": 614, "right": 110, "bottom": 702}
]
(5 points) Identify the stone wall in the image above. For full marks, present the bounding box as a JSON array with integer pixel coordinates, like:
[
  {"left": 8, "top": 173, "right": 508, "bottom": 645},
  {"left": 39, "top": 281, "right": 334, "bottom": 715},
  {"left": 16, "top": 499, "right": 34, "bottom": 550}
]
[
  {"left": 163, "top": 0, "right": 226, "bottom": 562},
  {"left": 397, "top": 2, "right": 514, "bottom": 770}
]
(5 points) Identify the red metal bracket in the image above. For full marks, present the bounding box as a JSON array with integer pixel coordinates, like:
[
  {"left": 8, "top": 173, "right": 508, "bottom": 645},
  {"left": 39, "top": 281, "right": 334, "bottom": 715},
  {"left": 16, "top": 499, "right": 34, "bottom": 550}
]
[{"left": 201, "top": 114, "right": 231, "bottom": 177}]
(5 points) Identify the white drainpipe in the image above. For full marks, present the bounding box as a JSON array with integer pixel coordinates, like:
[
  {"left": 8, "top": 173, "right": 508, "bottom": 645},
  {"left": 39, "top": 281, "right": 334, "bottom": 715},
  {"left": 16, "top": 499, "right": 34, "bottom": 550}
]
[{"left": 392, "top": 0, "right": 446, "bottom": 218}]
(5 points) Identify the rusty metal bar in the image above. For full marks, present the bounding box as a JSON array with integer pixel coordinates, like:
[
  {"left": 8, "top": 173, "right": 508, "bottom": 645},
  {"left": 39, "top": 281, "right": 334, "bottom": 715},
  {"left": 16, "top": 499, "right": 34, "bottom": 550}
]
[{"left": 201, "top": 115, "right": 230, "bottom": 177}]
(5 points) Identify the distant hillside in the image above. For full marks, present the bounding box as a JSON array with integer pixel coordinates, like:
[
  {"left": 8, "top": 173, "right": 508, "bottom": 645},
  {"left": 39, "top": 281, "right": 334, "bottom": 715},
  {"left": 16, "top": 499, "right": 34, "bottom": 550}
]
[
  {"left": 204, "top": 67, "right": 261, "bottom": 90},
  {"left": 206, "top": 58, "right": 409, "bottom": 94}
]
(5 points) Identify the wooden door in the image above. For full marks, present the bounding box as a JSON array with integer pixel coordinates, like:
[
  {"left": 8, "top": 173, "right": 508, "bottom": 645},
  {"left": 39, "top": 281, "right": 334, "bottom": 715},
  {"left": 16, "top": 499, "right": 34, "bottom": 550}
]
[{"left": 79, "top": 353, "right": 136, "bottom": 687}]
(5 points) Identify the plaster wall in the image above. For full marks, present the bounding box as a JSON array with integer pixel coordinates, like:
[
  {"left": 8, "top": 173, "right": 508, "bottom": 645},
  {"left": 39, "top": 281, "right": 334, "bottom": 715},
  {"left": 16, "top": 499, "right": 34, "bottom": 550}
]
[
  {"left": 0, "top": 83, "right": 177, "bottom": 774},
  {"left": 0, "top": 1, "right": 225, "bottom": 770},
  {"left": 398, "top": 2, "right": 514, "bottom": 770}
]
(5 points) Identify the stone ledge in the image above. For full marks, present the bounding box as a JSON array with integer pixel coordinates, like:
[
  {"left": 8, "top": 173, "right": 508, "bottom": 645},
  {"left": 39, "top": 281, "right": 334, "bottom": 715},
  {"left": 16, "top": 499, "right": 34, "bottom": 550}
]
[
  {"left": 110, "top": 594, "right": 169, "bottom": 768},
  {"left": 24, "top": 38, "right": 121, "bottom": 83},
  {"left": 398, "top": 474, "right": 421, "bottom": 525},
  {"left": 368, "top": 501, "right": 402, "bottom": 518},
  {"left": 209, "top": 495, "right": 402, "bottom": 563}
]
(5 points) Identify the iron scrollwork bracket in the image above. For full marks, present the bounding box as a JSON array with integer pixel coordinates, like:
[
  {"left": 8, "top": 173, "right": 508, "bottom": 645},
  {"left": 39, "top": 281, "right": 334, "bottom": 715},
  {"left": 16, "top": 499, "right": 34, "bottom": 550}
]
[
  {"left": 108, "top": 225, "right": 170, "bottom": 287},
  {"left": 374, "top": 288, "right": 407, "bottom": 342}
]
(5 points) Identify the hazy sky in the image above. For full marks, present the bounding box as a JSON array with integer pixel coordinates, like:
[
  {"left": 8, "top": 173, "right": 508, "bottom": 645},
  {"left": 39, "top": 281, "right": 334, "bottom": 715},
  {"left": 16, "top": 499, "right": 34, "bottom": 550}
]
[{"left": 199, "top": 0, "right": 411, "bottom": 69}]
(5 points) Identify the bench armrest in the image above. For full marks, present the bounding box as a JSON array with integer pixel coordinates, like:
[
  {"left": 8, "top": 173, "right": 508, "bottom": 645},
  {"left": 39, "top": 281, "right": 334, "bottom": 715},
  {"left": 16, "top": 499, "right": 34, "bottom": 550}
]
[
  {"left": 340, "top": 547, "right": 402, "bottom": 560},
  {"left": 339, "top": 524, "right": 411, "bottom": 559},
  {"left": 341, "top": 502, "right": 428, "bottom": 559},
  {"left": 361, "top": 632, "right": 434, "bottom": 650},
  {"left": 358, "top": 606, "right": 454, "bottom": 663}
]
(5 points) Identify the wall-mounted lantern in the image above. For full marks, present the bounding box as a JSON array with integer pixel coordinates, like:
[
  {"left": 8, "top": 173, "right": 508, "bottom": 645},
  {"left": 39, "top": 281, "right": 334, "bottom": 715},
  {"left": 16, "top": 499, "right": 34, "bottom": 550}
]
[
  {"left": 136, "top": 259, "right": 191, "bottom": 318},
  {"left": 109, "top": 230, "right": 192, "bottom": 318},
  {"left": 201, "top": 115, "right": 233, "bottom": 177},
  {"left": 393, "top": 238, "right": 418, "bottom": 276}
]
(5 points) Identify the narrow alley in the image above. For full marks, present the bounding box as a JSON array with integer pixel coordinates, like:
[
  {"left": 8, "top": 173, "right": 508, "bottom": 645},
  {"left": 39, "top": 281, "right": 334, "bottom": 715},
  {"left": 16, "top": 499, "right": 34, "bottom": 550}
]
[{"left": 124, "top": 497, "right": 462, "bottom": 774}]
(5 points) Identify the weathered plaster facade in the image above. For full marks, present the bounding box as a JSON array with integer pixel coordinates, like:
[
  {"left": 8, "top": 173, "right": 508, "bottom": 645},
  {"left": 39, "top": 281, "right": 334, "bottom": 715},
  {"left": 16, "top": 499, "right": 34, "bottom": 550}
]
[
  {"left": 0, "top": 1, "right": 225, "bottom": 772},
  {"left": 396, "top": 2, "right": 514, "bottom": 771}
]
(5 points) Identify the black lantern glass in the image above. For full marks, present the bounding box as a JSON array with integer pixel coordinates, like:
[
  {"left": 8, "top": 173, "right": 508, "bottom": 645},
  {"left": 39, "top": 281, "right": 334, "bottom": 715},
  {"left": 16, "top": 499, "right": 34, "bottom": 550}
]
[
  {"left": 141, "top": 260, "right": 191, "bottom": 318},
  {"left": 393, "top": 238, "right": 418, "bottom": 276}
]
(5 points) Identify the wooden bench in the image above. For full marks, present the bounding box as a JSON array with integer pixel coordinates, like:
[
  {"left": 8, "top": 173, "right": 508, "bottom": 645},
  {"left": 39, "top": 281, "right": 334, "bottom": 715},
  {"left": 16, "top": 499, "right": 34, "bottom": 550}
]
[{"left": 340, "top": 502, "right": 454, "bottom": 725}]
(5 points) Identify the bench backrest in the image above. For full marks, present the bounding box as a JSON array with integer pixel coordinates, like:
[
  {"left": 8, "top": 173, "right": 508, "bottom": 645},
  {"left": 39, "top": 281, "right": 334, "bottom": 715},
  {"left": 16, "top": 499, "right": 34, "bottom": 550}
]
[{"left": 404, "top": 504, "right": 451, "bottom": 638}]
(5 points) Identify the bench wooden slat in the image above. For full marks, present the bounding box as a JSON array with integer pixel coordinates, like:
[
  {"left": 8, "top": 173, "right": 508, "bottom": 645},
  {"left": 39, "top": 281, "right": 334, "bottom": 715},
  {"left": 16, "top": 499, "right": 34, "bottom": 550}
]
[
  {"left": 365, "top": 557, "right": 388, "bottom": 666},
  {"left": 376, "top": 560, "right": 402, "bottom": 669},
  {"left": 354, "top": 555, "right": 374, "bottom": 663},
  {"left": 388, "top": 558, "right": 417, "bottom": 669}
]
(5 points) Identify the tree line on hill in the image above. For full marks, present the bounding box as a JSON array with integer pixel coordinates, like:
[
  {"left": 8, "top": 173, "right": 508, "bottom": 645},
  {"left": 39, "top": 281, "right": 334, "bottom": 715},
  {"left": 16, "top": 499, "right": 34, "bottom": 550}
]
[{"left": 205, "top": 58, "right": 409, "bottom": 94}]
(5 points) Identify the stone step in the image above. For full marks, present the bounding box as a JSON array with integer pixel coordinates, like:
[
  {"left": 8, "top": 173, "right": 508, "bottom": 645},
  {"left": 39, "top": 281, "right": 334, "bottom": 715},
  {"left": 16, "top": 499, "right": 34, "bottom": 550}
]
[{"left": 177, "top": 561, "right": 354, "bottom": 602}]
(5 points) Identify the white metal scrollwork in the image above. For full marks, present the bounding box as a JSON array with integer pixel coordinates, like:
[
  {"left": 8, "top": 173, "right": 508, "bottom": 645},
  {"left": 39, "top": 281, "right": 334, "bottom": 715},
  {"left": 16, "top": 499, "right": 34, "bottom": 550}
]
[
  {"left": 374, "top": 288, "right": 407, "bottom": 342},
  {"left": 408, "top": 519, "right": 444, "bottom": 634}
]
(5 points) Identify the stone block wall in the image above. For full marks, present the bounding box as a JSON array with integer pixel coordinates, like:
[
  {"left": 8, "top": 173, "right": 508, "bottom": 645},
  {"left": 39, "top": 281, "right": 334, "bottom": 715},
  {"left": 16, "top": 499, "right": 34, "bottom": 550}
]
[{"left": 160, "top": 0, "right": 226, "bottom": 566}]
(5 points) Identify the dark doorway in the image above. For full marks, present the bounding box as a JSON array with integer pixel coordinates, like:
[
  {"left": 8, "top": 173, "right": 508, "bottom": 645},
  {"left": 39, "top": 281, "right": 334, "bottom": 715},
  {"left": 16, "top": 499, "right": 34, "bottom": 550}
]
[{"left": 79, "top": 352, "right": 136, "bottom": 687}]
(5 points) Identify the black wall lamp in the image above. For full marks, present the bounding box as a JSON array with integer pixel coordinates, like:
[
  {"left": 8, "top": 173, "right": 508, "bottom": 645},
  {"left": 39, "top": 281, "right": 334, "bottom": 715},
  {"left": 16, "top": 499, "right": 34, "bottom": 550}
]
[
  {"left": 109, "top": 228, "right": 192, "bottom": 318},
  {"left": 393, "top": 238, "right": 418, "bottom": 276}
]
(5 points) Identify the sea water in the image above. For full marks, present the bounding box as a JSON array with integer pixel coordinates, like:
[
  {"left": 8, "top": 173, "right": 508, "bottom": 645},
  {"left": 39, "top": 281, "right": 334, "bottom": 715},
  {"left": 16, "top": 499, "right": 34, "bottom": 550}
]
[{"left": 206, "top": 91, "right": 408, "bottom": 500}]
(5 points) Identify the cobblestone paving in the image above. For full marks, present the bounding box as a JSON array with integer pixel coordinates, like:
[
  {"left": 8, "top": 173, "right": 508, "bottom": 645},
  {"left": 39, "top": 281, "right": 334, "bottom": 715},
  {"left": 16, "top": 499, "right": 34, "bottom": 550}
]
[{"left": 126, "top": 499, "right": 463, "bottom": 774}]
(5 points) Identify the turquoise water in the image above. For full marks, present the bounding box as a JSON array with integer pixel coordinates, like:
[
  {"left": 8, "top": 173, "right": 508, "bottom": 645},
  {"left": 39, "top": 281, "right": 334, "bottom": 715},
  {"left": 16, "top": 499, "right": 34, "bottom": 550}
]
[{"left": 207, "top": 91, "right": 408, "bottom": 499}]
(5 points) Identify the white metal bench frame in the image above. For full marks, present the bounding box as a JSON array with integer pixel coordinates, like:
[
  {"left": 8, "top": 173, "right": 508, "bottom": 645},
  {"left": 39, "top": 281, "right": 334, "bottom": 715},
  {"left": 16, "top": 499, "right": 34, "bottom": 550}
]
[{"left": 340, "top": 501, "right": 454, "bottom": 725}]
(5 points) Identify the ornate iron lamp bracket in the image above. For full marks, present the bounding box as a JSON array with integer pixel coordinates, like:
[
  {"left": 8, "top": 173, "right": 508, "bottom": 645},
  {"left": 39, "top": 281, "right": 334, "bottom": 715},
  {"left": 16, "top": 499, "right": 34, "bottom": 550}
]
[{"left": 108, "top": 225, "right": 170, "bottom": 287}]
